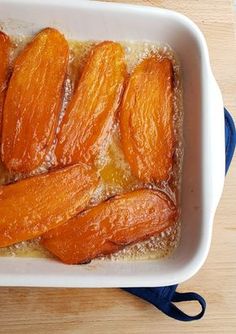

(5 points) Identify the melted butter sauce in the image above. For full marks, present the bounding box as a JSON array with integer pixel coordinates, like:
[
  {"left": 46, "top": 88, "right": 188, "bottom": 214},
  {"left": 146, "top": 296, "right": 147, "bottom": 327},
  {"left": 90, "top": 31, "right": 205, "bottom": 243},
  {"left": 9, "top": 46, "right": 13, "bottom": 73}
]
[{"left": 0, "top": 37, "right": 183, "bottom": 261}]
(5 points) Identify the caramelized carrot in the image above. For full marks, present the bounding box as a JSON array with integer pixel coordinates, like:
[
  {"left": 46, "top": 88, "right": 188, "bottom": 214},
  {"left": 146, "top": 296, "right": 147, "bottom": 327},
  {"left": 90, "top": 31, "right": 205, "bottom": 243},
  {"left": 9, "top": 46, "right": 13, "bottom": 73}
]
[
  {"left": 0, "top": 163, "right": 99, "bottom": 247},
  {"left": 120, "top": 57, "right": 174, "bottom": 183},
  {"left": 55, "top": 41, "right": 126, "bottom": 166},
  {"left": 0, "top": 32, "right": 11, "bottom": 140},
  {"left": 42, "top": 189, "right": 178, "bottom": 264},
  {"left": 1, "top": 28, "right": 69, "bottom": 173}
]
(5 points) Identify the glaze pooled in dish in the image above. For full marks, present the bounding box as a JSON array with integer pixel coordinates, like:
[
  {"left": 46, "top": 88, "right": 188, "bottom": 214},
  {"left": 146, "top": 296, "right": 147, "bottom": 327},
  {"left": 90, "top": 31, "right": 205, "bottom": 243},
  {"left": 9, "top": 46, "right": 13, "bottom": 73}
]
[{"left": 0, "top": 28, "right": 183, "bottom": 264}]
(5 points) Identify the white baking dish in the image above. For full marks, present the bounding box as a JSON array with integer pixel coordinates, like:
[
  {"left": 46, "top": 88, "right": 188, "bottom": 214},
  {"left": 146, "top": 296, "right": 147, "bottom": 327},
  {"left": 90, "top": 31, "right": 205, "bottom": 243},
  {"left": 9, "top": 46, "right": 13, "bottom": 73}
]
[{"left": 0, "top": 0, "right": 225, "bottom": 287}]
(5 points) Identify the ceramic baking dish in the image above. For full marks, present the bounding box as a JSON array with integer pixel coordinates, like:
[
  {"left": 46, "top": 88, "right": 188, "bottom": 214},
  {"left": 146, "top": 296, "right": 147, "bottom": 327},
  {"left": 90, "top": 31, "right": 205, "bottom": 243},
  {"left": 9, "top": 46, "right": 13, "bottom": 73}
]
[{"left": 0, "top": 0, "right": 225, "bottom": 287}]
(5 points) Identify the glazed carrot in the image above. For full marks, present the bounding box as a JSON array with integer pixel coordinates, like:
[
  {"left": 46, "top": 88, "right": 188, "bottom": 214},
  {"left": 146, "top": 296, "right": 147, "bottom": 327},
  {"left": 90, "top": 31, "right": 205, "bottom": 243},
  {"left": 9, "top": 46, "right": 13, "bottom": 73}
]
[
  {"left": 42, "top": 189, "right": 178, "bottom": 264},
  {"left": 0, "top": 163, "right": 99, "bottom": 247},
  {"left": 1, "top": 28, "right": 69, "bottom": 173},
  {"left": 120, "top": 57, "right": 174, "bottom": 183},
  {"left": 0, "top": 32, "right": 11, "bottom": 140},
  {"left": 55, "top": 41, "right": 126, "bottom": 166}
]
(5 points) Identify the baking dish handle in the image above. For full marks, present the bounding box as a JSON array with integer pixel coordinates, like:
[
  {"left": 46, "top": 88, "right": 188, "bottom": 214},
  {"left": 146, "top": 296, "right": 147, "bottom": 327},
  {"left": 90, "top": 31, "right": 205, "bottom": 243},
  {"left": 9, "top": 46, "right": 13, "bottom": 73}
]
[{"left": 123, "top": 109, "right": 235, "bottom": 321}]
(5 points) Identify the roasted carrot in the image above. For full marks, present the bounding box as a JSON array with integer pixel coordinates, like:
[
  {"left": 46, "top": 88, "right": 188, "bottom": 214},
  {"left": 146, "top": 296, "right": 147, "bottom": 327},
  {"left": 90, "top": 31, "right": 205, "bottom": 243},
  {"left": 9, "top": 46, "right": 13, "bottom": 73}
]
[
  {"left": 42, "top": 189, "right": 178, "bottom": 264},
  {"left": 55, "top": 41, "right": 126, "bottom": 166},
  {"left": 0, "top": 163, "right": 99, "bottom": 247},
  {"left": 0, "top": 31, "right": 11, "bottom": 140},
  {"left": 1, "top": 28, "right": 69, "bottom": 173},
  {"left": 120, "top": 57, "right": 174, "bottom": 183}
]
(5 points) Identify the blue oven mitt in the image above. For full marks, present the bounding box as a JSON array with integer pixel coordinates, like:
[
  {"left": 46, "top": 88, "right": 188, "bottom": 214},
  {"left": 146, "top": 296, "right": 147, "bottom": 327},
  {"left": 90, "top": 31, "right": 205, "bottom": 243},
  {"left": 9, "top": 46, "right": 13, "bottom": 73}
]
[{"left": 123, "top": 108, "right": 236, "bottom": 321}]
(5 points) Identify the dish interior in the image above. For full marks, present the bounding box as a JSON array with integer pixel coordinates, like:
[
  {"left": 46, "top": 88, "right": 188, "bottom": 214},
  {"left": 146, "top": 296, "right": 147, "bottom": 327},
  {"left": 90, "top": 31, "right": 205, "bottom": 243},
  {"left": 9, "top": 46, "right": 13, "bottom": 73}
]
[{"left": 0, "top": 36, "right": 183, "bottom": 262}]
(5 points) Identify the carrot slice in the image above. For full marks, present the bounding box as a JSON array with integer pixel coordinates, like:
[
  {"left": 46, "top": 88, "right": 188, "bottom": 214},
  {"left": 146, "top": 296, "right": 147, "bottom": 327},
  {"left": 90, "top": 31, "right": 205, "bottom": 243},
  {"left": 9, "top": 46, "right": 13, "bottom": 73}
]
[
  {"left": 42, "top": 189, "right": 178, "bottom": 264},
  {"left": 0, "top": 31, "right": 11, "bottom": 140},
  {"left": 55, "top": 41, "right": 126, "bottom": 166},
  {"left": 0, "top": 163, "right": 99, "bottom": 247},
  {"left": 120, "top": 57, "right": 174, "bottom": 183},
  {"left": 1, "top": 28, "right": 69, "bottom": 173}
]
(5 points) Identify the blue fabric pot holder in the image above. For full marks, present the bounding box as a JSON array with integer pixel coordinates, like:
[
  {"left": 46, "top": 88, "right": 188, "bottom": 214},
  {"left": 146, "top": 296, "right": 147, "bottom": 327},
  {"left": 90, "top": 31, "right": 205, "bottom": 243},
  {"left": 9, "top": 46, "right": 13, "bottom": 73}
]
[{"left": 123, "top": 108, "right": 236, "bottom": 321}]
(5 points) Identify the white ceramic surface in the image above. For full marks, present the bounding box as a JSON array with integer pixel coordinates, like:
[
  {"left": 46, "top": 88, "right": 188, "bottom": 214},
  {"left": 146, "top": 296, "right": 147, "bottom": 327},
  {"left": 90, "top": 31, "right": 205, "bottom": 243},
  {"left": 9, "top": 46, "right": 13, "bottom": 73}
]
[{"left": 0, "top": 0, "right": 225, "bottom": 287}]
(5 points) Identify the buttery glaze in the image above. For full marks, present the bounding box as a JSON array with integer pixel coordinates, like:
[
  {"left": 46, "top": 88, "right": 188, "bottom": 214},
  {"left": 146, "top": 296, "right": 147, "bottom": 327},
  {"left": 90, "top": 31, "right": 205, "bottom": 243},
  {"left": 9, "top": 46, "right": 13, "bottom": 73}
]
[{"left": 0, "top": 38, "right": 183, "bottom": 261}]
